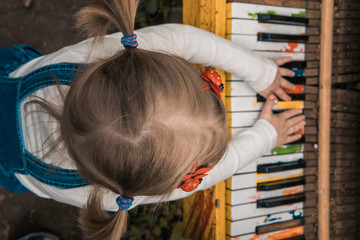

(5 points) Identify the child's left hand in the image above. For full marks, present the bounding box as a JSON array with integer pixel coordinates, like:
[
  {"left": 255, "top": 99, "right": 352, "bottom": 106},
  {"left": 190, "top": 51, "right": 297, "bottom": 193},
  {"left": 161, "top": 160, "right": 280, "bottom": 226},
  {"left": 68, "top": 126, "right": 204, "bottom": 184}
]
[{"left": 259, "top": 57, "right": 297, "bottom": 101}]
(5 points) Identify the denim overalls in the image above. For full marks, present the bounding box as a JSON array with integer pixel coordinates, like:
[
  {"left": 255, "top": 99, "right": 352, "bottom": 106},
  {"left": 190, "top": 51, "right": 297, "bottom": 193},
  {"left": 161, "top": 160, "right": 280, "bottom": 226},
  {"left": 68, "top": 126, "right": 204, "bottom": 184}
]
[{"left": 0, "top": 45, "right": 87, "bottom": 193}]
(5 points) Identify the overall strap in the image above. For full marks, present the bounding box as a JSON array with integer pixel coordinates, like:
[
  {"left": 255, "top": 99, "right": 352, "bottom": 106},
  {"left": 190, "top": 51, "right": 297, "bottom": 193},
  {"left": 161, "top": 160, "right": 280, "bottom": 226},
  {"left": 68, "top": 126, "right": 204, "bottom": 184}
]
[{"left": 18, "top": 63, "right": 87, "bottom": 188}]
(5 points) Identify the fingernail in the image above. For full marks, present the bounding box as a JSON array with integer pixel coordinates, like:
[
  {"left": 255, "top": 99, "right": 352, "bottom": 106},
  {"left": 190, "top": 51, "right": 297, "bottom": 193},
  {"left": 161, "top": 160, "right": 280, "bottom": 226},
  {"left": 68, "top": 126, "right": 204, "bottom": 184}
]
[{"left": 274, "top": 99, "right": 278, "bottom": 104}]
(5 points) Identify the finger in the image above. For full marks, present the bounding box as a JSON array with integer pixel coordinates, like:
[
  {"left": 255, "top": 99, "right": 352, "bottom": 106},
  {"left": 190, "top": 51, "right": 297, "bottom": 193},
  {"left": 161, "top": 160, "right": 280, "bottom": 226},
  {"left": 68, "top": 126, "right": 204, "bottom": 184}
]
[
  {"left": 287, "top": 120, "right": 306, "bottom": 135},
  {"left": 261, "top": 94, "right": 276, "bottom": 115},
  {"left": 285, "top": 134, "right": 302, "bottom": 145},
  {"left": 280, "top": 109, "right": 303, "bottom": 119},
  {"left": 287, "top": 114, "right": 306, "bottom": 127},
  {"left": 274, "top": 87, "right": 291, "bottom": 101},
  {"left": 280, "top": 78, "right": 296, "bottom": 90},
  {"left": 279, "top": 67, "right": 295, "bottom": 77},
  {"left": 273, "top": 56, "right": 293, "bottom": 66}
]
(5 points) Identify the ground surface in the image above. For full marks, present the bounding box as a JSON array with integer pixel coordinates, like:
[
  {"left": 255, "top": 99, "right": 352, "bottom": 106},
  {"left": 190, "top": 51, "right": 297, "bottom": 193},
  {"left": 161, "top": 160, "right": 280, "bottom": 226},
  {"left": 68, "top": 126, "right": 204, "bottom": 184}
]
[{"left": 0, "top": 0, "right": 181, "bottom": 239}]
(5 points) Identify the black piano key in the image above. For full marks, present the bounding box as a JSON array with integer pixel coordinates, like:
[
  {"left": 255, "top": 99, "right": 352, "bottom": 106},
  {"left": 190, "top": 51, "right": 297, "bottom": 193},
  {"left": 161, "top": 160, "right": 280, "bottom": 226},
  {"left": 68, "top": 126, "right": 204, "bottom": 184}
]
[
  {"left": 255, "top": 218, "right": 305, "bottom": 235},
  {"left": 291, "top": 136, "right": 306, "bottom": 144},
  {"left": 280, "top": 61, "right": 307, "bottom": 69},
  {"left": 258, "top": 33, "right": 309, "bottom": 43},
  {"left": 257, "top": 94, "right": 305, "bottom": 102},
  {"left": 258, "top": 14, "right": 309, "bottom": 26},
  {"left": 283, "top": 236, "right": 305, "bottom": 240},
  {"left": 257, "top": 176, "right": 306, "bottom": 191},
  {"left": 257, "top": 193, "right": 305, "bottom": 208},
  {"left": 257, "top": 159, "right": 306, "bottom": 174},
  {"left": 272, "top": 109, "right": 304, "bottom": 115},
  {"left": 284, "top": 76, "right": 306, "bottom": 84}
]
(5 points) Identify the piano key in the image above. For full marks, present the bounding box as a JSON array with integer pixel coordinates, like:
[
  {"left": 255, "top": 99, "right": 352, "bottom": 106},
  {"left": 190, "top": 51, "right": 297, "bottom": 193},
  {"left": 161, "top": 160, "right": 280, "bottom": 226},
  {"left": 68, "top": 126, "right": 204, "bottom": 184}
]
[
  {"left": 227, "top": 18, "right": 306, "bottom": 35},
  {"left": 254, "top": 51, "right": 305, "bottom": 61},
  {"left": 226, "top": 225, "right": 304, "bottom": 240},
  {"left": 257, "top": 158, "right": 306, "bottom": 173},
  {"left": 258, "top": 33, "right": 308, "bottom": 43},
  {"left": 229, "top": 168, "right": 304, "bottom": 189},
  {"left": 228, "top": 34, "right": 306, "bottom": 52},
  {"left": 227, "top": 184, "right": 304, "bottom": 205},
  {"left": 226, "top": 210, "right": 304, "bottom": 236},
  {"left": 238, "top": 153, "right": 304, "bottom": 173},
  {"left": 258, "top": 14, "right": 308, "bottom": 26},
  {"left": 228, "top": 97, "right": 304, "bottom": 111},
  {"left": 227, "top": 200, "right": 303, "bottom": 220},
  {"left": 227, "top": 80, "right": 318, "bottom": 96},
  {"left": 267, "top": 144, "right": 305, "bottom": 155},
  {"left": 227, "top": 2, "right": 306, "bottom": 20},
  {"left": 257, "top": 193, "right": 305, "bottom": 208}
]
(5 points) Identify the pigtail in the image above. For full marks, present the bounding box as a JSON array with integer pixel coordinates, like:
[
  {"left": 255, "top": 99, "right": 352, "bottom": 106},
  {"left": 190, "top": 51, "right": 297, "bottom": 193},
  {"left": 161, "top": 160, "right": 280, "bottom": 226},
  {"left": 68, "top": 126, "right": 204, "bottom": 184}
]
[
  {"left": 75, "top": 0, "right": 138, "bottom": 239},
  {"left": 80, "top": 187, "right": 128, "bottom": 240},
  {"left": 75, "top": 0, "right": 139, "bottom": 42}
]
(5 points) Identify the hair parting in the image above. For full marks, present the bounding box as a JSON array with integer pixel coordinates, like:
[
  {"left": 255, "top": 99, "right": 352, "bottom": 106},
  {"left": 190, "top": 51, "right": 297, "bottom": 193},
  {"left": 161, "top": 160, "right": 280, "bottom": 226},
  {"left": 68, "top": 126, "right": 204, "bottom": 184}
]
[{"left": 29, "top": 0, "right": 229, "bottom": 239}]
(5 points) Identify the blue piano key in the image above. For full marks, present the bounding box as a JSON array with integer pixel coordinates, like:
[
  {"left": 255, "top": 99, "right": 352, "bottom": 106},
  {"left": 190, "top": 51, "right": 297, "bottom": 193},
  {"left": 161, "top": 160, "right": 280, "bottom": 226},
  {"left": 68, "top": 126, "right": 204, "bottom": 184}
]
[{"left": 290, "top": 68, "right": 305, "bottom": 77}]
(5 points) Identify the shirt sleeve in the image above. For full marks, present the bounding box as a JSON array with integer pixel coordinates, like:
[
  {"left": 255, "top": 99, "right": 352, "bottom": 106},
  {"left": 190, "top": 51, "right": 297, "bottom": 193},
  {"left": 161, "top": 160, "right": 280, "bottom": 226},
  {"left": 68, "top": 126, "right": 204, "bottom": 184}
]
[{"left": 11, "top": 24, "right": 277, "bottom": 92}]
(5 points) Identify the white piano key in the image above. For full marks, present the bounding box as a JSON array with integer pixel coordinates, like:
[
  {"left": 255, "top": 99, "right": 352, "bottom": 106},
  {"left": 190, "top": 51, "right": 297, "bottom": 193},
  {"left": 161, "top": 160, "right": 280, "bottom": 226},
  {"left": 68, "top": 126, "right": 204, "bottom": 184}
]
[
  {"left": 255, "top": 51, "right": 305, "bottom": 61},
  {"left": 227, "top": 185, "right": 304, "bottom": 205},
  {"left": 227, "top": 201, "right": 303, "bottom": 220},
  {"left": 227, "top": 81, "right": 257, "bottom": 96},
  {"left": 229, "top": 97, "right": 263, "bottom": 111},
  {"left": 230, "top": 168, "right": 304, "bottom": 190},
  {"left": 228, "top": 2, "right": 306, "bottom": 20},
  {"left": 228, "top": 19, "right": 306, "bottom": 35},
  {"left": 229, "top": 34, "right": 306, "bottom": 52},
  {"left": 229, "top": 111, "right": 260, "bottom": 128},
  {"left": 226, "top": 209, "right": 303, "bottom": 236}
]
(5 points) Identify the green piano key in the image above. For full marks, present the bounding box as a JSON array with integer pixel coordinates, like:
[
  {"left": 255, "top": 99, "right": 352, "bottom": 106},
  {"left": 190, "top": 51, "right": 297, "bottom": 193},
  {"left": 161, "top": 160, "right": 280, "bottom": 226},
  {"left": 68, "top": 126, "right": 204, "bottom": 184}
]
[{"left": 271, "top": 144, "right": 304, "bottom": 155}]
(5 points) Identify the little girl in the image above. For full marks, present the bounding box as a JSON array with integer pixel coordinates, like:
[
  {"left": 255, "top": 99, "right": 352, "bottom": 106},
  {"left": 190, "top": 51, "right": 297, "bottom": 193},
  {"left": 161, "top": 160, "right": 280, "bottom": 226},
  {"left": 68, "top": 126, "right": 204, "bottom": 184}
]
[{"left": 0, "top": 0, "right": 305, "bottom": 239}]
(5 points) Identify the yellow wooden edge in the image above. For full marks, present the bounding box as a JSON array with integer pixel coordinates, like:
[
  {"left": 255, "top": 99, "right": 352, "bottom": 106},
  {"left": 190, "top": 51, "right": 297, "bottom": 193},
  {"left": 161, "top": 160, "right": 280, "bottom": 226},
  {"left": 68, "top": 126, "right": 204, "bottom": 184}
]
[
  {"left": 225, "top": 188, "right": 232, "bottom": 205},
  {"left": 226, "top": 2, "right": 232, "bottom": 19},
  {"left": 226, "top": 20, "right": 232, "bottom": 35},
  {"left": 183, "top": 1, "right": 227, "bottom": 240}
]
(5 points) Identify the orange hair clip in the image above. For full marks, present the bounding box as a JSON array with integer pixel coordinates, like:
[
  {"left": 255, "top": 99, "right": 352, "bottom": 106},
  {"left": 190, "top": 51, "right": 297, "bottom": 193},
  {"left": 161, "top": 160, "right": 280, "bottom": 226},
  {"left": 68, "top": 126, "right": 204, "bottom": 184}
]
[
  {"left": 177, "top": 160, "right": 212, "bottom": 192},
  {"left": 201, "top": 69, "right": 224, "bottom": 100}
]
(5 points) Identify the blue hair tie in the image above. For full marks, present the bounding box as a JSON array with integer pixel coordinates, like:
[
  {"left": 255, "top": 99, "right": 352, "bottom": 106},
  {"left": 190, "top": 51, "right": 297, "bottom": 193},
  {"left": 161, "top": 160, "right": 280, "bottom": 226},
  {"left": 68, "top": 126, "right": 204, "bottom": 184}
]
[
  {"left": 116, "top": 195, "right": 134, "bottom": 210},
  {"left": 121, "top": 34, "right": 138, "bottom": 48}
]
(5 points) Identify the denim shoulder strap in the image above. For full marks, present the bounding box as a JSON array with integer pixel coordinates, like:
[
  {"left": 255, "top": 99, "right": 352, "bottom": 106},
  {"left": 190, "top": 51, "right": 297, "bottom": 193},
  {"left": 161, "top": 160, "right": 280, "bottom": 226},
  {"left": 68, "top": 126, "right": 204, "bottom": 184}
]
[{"left": 0, "top": 62, "right": 88, "bottom": 188}]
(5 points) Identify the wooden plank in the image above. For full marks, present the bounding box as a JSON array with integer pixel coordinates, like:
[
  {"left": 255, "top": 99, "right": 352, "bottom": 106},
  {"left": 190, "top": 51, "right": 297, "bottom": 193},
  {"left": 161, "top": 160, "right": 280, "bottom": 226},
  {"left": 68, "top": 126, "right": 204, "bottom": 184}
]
[
  {"left": 227, "top": 0, "right": 320, "bottom": 9},
  {"left": 183, "top": 1, "right": 227, "bottom": 240}
]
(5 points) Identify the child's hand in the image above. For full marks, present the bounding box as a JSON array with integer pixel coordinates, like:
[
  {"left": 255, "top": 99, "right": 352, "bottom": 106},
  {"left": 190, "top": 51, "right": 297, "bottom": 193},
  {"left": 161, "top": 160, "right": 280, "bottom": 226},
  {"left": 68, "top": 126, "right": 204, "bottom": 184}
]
[
  {"left": 259, "top": 94, "right": 306, "bottom": 147},
  {"left": 259, "top": 57, "right": 296, "bottom": 101}
]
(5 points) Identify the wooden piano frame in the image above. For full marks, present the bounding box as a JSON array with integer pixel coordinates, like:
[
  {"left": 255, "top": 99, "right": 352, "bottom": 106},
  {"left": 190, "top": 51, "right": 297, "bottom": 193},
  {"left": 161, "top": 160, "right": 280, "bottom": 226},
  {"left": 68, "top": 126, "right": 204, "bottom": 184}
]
[{"left": 182, "top": 0, "right": 340, "bottom": 239}]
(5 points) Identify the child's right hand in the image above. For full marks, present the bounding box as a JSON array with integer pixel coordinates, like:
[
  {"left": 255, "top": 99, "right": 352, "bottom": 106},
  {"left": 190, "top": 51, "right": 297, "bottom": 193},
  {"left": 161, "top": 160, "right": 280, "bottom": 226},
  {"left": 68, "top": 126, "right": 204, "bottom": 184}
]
[{"left": 259, "top": 94, "right": 306, "bottom": 147}]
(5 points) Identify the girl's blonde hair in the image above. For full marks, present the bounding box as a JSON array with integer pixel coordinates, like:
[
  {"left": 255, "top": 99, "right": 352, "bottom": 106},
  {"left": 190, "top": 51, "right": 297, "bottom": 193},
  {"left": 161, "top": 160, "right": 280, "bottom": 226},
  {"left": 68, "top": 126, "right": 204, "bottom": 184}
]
[{"left": 59, "top": 0, "right": 228, "bottom": 239}]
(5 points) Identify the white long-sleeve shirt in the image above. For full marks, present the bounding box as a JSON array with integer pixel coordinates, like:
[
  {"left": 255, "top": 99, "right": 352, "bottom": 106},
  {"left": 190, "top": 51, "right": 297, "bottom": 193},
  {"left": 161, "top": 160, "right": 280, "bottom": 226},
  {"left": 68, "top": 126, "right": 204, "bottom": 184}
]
[{"left": 11, "top": 24, "right": 278, "bottom": 211}]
